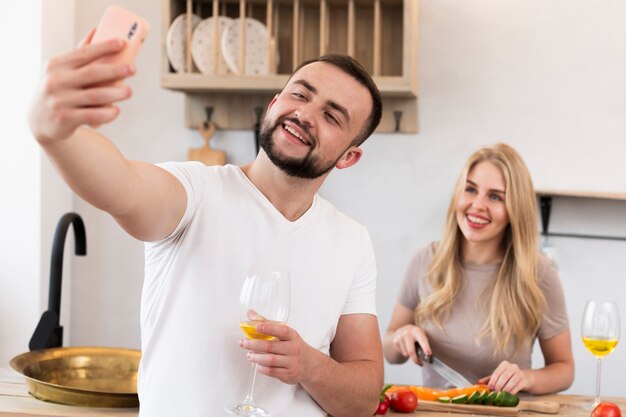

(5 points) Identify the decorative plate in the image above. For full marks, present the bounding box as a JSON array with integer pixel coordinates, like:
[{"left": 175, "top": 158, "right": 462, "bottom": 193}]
[
  {"left": 166, "top": 13, "right": 201, "bottom": 73},
  {"left": 221, "top": 18, "right": 270, "bottom": 75},
  {"left": 191, "top": 16, "right": 233, "bottom": 75}
]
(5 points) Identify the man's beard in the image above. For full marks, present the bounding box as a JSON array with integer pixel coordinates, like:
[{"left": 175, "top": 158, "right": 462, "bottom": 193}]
[{"left": 258, "top": 117, "right": 339, "bottom": 179}]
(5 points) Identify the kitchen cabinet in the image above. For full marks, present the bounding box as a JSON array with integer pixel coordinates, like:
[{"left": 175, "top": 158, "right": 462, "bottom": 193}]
[{"left": 161, "top": 0, "right": 419, "bottom": 132}]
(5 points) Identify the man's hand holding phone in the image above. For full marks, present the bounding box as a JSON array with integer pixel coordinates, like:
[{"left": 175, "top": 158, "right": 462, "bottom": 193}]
[
  {"left": 29, "top": 6, "right": 148, "bottom": 145},
  {"left": 90, "top": 5, "right": 149, "bottom": 68}
]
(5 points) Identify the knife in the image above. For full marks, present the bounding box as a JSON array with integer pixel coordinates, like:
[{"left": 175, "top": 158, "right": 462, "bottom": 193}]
[{"left": 415, "top": 342, "right": 473, "bottom": 388}]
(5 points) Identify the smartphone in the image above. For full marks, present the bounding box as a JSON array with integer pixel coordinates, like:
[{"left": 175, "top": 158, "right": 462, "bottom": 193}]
[{"left": 91, "top": 5, "right": 149, "bottom": 66}]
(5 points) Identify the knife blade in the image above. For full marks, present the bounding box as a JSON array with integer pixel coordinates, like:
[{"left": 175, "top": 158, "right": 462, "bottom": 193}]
[{"left": 415, "top": 342, "right": 473, "bottom": 388}]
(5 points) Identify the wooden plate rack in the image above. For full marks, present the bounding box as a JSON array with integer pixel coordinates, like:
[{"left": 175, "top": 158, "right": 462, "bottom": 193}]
[{"left": 161, "top": 0, "right": 418, "bottom": 133}]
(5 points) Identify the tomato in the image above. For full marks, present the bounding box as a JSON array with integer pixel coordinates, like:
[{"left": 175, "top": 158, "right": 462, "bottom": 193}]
[
  {"left": 375, "top": 396, "right": 390, "bottom": 415},
  {"left": 375, "top": 384, "right": 393, "bottom": 415},
  {"left": 390, "top": 389, "right": 418, "bottom": 413},
  {"left": 592, "top": 402, "right": 622, "bottom": 417}
]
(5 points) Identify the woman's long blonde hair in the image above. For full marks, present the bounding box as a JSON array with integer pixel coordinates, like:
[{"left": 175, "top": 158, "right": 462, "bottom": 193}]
[{"left": 416, "top": 143, "right": 545, "bottom": 353}]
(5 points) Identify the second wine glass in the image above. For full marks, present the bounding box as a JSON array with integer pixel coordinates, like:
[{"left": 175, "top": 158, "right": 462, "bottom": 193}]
[
  {"left": 226, "top": 264, "right": 290, "bottom": 417},
  {"left": 581, "top": 300, "right": 620, "bottom": 410}
]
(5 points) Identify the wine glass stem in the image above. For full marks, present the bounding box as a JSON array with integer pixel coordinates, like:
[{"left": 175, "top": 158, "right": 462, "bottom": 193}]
[
  {"left": 243, "top": 362, "right": 259, "bottom": 404},
  {"left": 594, "top": 358, "right": 602, "bottom": 405}
]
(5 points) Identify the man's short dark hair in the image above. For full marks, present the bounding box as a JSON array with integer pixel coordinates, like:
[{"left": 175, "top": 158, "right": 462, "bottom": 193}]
[{"left": 294, "top": 54, "right": 382, "bottom": 146}]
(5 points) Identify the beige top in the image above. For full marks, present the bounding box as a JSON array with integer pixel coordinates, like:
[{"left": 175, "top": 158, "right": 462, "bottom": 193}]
[{"left": 398, "top": 243, "right": 569, "bottom": 387}]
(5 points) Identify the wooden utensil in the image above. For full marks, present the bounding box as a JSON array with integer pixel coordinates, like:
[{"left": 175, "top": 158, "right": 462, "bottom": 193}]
[
  {"left": 417, "top": 399, "right": 561, "bottom": 416},
  {"left": 188, "top": 107, "right": 226, "bottom": 166}
]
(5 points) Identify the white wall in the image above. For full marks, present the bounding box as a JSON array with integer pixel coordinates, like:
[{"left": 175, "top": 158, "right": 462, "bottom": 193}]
[
  {"left": 11, "top": 0, "right": 626, "bottom": 398},
  {"left": 39, "top": 0, "right": 76, "bottom": 349},
  {"left": 0, "top": 0, "right": 76, "bottom": 367},
  {"left": 0, "top": 1, "right": 43, "bottom": 366}
]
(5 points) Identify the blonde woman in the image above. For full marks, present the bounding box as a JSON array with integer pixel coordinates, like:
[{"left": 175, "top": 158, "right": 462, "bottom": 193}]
[{"left": 383, "top": 143, "right": 574, "bottom": 394}]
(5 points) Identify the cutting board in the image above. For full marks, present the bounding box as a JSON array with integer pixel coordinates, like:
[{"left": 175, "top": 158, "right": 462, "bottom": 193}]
[
  {"left": 188, "top": 121, "right": 226, "bottom": 166},
  {"left": 416, "top": 399, "right": 561, "bottom": 416}
]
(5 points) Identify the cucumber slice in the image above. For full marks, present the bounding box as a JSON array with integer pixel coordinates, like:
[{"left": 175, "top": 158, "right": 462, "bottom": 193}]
[
  {"left": 493, "top": 391, "right": 507, "bottom": 406},
  {"left": 437, "top": 396, "right": 452, "bottom": 403},
  {"left": 484, "top": 391, "right": 497, "bottom": 405},
  {"left": 452, "top": 394, "right": 469, "bottom": 404},
  {"left": 501, "top": 391, "right": 520, "bottom": 407},
  {"left": 477, "top": 390, "right": 489, "bottom": 404},
  {"left": 467, "top": 390, "right": 481, "bottom": 404}
]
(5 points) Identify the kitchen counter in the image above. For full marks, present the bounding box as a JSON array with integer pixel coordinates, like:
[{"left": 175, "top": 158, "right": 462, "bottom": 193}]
[{"left": 2, "top": 367, "right": 625, "bottom": 417}]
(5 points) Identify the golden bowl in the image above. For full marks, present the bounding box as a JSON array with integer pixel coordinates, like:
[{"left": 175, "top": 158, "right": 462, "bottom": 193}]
[{"left": 10, "top": 346, "right": 141, "bottom": 408}]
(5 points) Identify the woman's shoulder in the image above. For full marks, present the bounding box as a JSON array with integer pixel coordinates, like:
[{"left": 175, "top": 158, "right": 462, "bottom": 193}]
[
  {"left": 406, "top": 242, "right": 438, "bottom": 272},
  {"left": 536, "top": 253, "right": 561, "bottom": 289},
  {"left": 413, "top": 241, "right": 438, "bottom": 261},
  {"left": 537, "top": 253, "right": 558, "bottom": 275},
  {"left": 400, "top": 242, "right": 439, "bottom": 305}
]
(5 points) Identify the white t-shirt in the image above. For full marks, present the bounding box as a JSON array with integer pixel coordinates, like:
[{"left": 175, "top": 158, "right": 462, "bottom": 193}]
[{"left": 138, "top": 162, "right": 377, "bottom": 417}]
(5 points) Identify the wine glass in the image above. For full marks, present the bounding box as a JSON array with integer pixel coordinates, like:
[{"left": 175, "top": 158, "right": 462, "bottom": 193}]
[
  {"left": 581, "top": 300, "right": 620, "bottom": 410},
  {"left": 226, "top": 264, "right": 290, "bottom": 417}
]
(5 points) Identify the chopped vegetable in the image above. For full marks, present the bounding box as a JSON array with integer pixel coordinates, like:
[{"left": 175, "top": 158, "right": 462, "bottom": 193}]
[
  {"left": 592, "top": 402, "right": 622, "bottom": 417},
  {"left": 436, "top": 390, "right": 519, "bottom": 408},
  {"left": 390, "top": 389, "right": 418, "bottom": 413},
  {"left": 375, "top": 384, "right": 393, "bottom": 415},
  {"left": 385, "top": 385, "right": 443, "bottom": 401},
  {"left": 476, "top": 390, "right": 488, "bottom": 404},
  {"left": 484, "top": 391, "right": 497, "bottom": 405},
  {"left": 452, "top": 394, "right": 469, "bottom": 404},
  {"left": 502, "top": 391, "right": 519, "bottom": 407},
  {"left": 467, "top": 390, "right": 481, "bottom": 404},
  {"left": 384, "top": 384, "right": 525, "bottom": 409}
]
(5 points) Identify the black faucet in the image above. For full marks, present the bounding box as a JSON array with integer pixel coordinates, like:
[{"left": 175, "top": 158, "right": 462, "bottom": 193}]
[{"left": 29, "top": 212, "right": 86, "bottom": 351}]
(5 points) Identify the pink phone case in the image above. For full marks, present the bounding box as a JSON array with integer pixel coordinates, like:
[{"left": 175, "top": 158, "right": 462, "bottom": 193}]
[{"left": 91, "top": 5, "right": 149, "bottom": 66}]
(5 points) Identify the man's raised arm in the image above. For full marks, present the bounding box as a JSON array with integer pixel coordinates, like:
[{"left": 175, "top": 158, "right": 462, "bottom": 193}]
[{"left": 29, "top": 36, "right": 186, "bottom": 242}]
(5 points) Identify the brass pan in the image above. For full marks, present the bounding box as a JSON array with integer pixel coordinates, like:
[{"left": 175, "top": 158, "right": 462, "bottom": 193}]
[{"left": 10, "top": 346, "right": 141, "bottom": 408}]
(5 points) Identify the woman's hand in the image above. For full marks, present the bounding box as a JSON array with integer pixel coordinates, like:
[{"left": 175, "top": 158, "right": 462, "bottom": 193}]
[
  {"left": 478, "top": 361, "right": 533, "bottom": 394},
  {"left": 384, "top": 303, "right": 431, "bottom": 365},
  {"left": 391, "top": 324, "right": 432, "bottom": 365}
]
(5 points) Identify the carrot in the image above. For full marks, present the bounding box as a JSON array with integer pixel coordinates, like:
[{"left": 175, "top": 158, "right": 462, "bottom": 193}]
[
  {"left": 385, "top": 385, "right": 451, "bottom": 401},
  {"left": 385, "top": 384, "right": 490, "bottom": 402},
  {"left": 412, "top": 386, "right": 444, "bottom": 401}
]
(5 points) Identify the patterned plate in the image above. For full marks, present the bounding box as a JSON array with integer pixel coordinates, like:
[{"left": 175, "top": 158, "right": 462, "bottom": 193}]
[
  {"left": 166, "top": 13, "right": 201, "bottom": 73},
  {"left": 221, "top": 18, "right": 269, "bottom": 75},
  {"left": 191, "top": 16, "right": 233, "bottom": 75}
]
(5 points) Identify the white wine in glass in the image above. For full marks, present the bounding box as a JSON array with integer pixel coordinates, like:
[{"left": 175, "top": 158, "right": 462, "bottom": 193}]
[
  {"left": 226, "top": 265, "right": 290, "bottom": 417},
  {"left": 581, "top": 300, "right": 620, "bottom": 410}
]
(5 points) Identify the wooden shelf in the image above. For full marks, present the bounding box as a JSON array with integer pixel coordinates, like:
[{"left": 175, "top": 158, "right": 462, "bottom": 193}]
[
  {"left": 161, "top": 0, "right": 419, "bottom": 132},
  {"left": 536, "top": 190, "right": 626, "bottom": 202},
  {"left": 537, "top": 190, "right": 626, "bottom": 241},
  {"left": 161, "top": 73, "right": 289, "bottom": 92},
  {"left": 162, "top": 73, "right": 416, "bottom": 96}
]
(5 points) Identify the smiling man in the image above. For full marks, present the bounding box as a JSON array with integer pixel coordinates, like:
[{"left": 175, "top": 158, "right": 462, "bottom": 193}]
[
  {"left": 29, "top": 33, "right": 383, "bottom": 417},
  {"left": 259, "top": 61, "right": 373, "bottom": 180}
]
